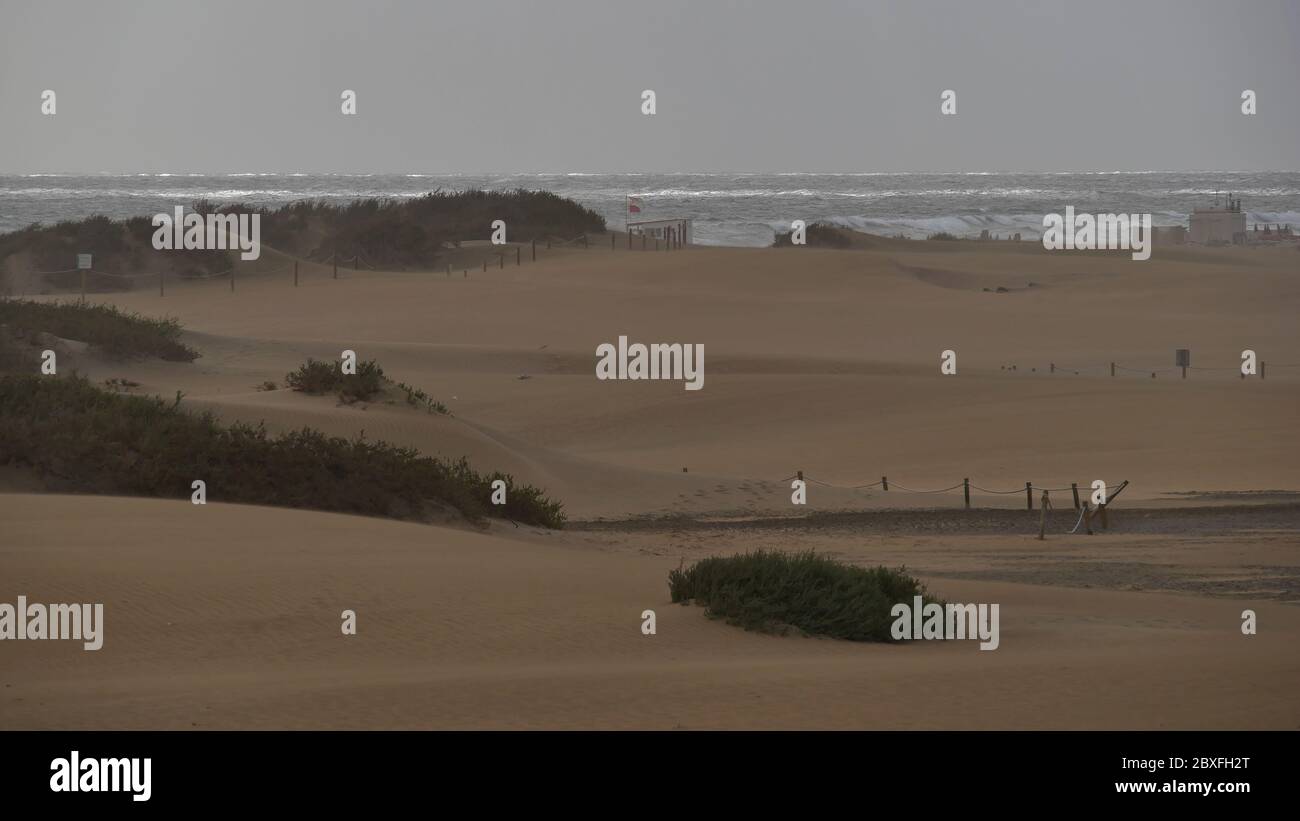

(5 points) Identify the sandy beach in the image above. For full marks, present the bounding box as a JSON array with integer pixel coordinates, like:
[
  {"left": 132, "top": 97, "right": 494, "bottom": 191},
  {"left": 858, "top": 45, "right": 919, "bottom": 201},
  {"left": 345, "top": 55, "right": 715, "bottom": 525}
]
[{"left": 2, "top": 237, "right": 1298, "bottom": 729}]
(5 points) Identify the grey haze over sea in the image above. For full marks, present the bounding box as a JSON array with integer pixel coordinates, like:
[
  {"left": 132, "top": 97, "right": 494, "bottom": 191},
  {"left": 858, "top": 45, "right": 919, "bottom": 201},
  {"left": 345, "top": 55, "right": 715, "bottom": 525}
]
[{"left": 3, "top": 172, "right": 1298, "bottom": 246}]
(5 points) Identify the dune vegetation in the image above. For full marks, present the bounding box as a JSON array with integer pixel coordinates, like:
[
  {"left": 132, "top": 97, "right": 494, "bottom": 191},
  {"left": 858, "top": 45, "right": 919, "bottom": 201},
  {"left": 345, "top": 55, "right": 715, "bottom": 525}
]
[
  {"left": 0, "top": 372, "right": 566, "bottom": 529},
  {"left": 668, "top": 551, "right": 935, "bottom": 641}
]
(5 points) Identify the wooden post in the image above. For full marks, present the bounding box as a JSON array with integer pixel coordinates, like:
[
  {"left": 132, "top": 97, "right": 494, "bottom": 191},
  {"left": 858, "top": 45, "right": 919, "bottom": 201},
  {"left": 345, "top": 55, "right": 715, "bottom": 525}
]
[
  {"left": 1038, "top": 490, "right": 1049, "bottom": 540},
  {"left": 1050, "top": 362, "right": 1055, "bottom": 373},
  {"left": 963, "top": 478, "right": 970, "bottom": 509},
  {"left": 1083, "top": 502, "right": 1094, "bottom": 535},
  {"left": 796, "top": 470, "right": 803, "bottom": 482},
  {"left": 1026, "top": 482, "right": 1033, "bottom": 510},
  {"left": 881, "top": 476, "right": 888, "bottom": 491},
  {"left": 1071, "top": 482, "right": 1080, "bottom": 510},
  {"left": 1261, "top": 361, "right": 1266, "bottom": 380},
  {"left": 1098, "top": 503, "right": 1109, "bottom": 529},
  {"left": 294, "top": 261, "right": 299, "bottom": 287},
  {"left": 1111, "top": 362, "right": 1115, "bottom": 377},
  {"left": 499, "top": 253, "right": 504, "bottom": 269}
]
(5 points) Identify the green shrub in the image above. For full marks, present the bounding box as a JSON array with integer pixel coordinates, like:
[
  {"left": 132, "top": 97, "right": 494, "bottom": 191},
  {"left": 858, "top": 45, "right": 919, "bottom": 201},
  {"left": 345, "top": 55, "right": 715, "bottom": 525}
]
[
  {"left": 668, "top": 551, "right": 935, "bottom": 641},
  {"left": 0, "top": 373, "right": 565, "bottom": 529},
  {"left": 0, "top": 299, "right": 198, "bottom": 361},
  {"left": 285, "top": 358, "right": 385, "bottom": 402},
  {"left": 396, "top": 381, "right": 450, "bottom": 414}
]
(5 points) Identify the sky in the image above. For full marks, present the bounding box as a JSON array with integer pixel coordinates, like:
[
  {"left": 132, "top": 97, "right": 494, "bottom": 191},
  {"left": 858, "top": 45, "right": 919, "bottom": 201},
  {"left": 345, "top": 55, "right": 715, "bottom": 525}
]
[{"left": 1, "top": 0, "right": 1297, "bottom": 174}]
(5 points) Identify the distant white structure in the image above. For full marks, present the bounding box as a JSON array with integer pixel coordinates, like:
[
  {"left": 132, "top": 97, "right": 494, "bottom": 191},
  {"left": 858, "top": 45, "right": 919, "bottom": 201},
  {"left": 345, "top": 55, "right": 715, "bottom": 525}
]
[
  {"left": 628, "top": 218, "right": 692, "bottom": 245},
  {"left": 1189, "top": 193, "right": 1247, "bottom": 245}
]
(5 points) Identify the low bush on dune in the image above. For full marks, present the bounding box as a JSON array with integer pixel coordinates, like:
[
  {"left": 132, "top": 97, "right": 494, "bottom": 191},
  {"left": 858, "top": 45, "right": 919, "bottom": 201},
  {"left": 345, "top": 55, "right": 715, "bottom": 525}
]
[
  {"left": 286, "top": 359, "right": 451, "bottom": 414},
  {"left": 668, "top": 551, "right": 935, "bottom": 641},
  {"left": 235, "top": 188, "right": 607, "bottom": 269},
  {"left": 772, "top": 222, "right": 853, "bottom": 248},
  {"left": 0, "top": 298, "right": 199, "bottom": 361},
  {"left": 286, "top": 357, "right": 386, "bottom": 403},
  {"left": 0, "top": 216, "right": 233, "bottom": 288},
  {"left": 0, "top": 373, "right": 566, "bottom": 529}
]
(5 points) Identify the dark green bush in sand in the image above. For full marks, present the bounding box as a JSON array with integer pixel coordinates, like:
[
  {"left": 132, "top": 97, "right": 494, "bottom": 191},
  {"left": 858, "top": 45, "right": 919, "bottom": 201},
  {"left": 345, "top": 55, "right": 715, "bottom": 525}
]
[
  {"left": 285, "top": 357, "right": 386, "bottom": 403},
  {"left": 668, "top": 550, "right": 935, "bottom": 641},
  {"left": 0, "top": 373, "right": 565, "bottom": 529},
  {"left": 0, "top": 299, "right": 199, "bottom": 361}
]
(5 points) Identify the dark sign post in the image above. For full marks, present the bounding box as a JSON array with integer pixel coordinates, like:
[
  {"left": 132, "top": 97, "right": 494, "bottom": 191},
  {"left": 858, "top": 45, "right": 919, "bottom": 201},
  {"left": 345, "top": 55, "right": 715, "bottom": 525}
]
[{"left": 1176, "top": 348, "right": 1190, "bottom": 379}]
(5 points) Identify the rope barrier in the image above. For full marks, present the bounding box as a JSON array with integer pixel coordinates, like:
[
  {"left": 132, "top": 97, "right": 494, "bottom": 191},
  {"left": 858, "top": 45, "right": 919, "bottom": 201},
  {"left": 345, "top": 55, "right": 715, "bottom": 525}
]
[{"left": 787, "top": 474, "right": 1123, "bottom": 496}]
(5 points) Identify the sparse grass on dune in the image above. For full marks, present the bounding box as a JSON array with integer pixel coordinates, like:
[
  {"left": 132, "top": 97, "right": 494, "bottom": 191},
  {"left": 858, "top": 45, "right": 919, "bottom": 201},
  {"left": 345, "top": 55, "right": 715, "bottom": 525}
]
[
  {"left": 286, "top": 358, "right": 450, "bottom": 414},
  {"left": 669, "top": 551, "right": 935, "bottom": 641},
  {"left": 0, "top": 298, "right": 199, "bottom": 361},
  {"left": 0, "top": 373, "right": 566, "bottom": 529},
  {"left": 286, "top": 357, "right": 386, "bottom": 403}
]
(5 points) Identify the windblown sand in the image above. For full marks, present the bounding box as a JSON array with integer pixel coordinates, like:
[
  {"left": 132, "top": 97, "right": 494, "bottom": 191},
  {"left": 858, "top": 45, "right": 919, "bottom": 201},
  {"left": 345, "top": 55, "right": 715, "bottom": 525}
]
[{"left": 2, "top": 239, "right": 1298, "bottom": 728}]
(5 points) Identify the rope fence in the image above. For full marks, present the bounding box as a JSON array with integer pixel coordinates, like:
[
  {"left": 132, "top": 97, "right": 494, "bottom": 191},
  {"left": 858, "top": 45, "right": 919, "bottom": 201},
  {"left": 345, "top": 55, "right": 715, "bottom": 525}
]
[{"left": 780, "top": 471, "right": 1129, "bottom": 512}]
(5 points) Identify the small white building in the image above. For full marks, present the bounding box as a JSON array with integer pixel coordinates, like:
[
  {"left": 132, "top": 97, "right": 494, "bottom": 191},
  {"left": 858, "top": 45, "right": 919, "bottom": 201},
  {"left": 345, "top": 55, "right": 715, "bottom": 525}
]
[
  {"left": 1189, "top": 194, "right": 1246, "bottom": 245},
  {"left": 628, "top": 218, "right": 692, "bottom": 245}
]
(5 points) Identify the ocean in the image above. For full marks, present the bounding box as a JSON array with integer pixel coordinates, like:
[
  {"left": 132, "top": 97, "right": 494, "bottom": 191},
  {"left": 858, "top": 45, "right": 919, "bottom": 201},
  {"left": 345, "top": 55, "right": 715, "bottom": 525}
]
[{"left": 3, "top": 171, "right": 1298, "bottom": 247}]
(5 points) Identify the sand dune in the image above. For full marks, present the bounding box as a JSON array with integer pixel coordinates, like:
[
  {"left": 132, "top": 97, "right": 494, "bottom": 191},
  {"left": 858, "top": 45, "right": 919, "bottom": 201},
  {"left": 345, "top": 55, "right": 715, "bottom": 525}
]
[
  {"left": 3, "top": 494, "right": 1297, "bottom": 730},
  {"left": 4, "top": 238, "right": 1298, "bottom": 728},
  {"left": 53, "top": 240, "right": 1300, "bottom": 517}
]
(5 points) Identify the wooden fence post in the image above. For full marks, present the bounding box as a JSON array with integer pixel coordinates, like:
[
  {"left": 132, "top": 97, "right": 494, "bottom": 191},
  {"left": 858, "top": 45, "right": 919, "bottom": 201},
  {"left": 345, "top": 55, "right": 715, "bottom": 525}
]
[
  {"left": 1026, "top": 482, "right": 1033, "bottom": 510},
  {"left": 881, "top": 476, "right": 888, "bottom": 491},
  {"left": 1071, "top": 482, "right": 1080, "bottom": 510},
  {"left": 1261, "top": 361, "right": 1266, "bottom": 380},
  {"left": 963, "top": 478, "right": 970, "bottom": 509},
  {"left": 1038, "top": 490, "right": 1049, "bottom": 539},
  {"left": 1111, "top": 362, "right": 1115, "bottom": 377}
]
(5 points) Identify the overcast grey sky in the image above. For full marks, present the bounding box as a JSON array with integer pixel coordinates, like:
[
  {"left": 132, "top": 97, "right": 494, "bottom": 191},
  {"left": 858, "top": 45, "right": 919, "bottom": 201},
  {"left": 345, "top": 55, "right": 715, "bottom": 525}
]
[{"left": 2, "top": 0, "right": 1297, "bottom": 173}]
